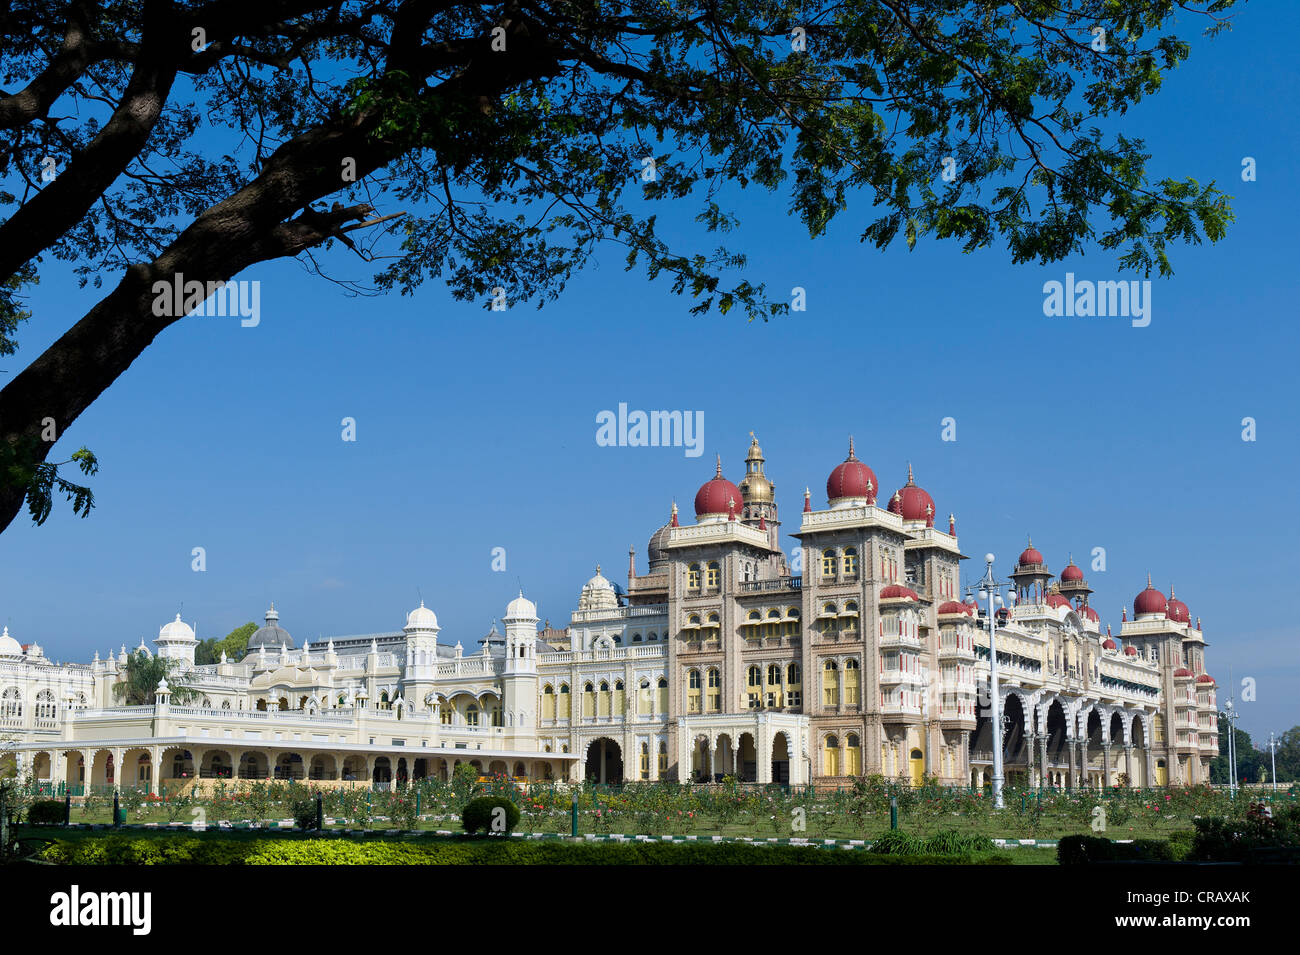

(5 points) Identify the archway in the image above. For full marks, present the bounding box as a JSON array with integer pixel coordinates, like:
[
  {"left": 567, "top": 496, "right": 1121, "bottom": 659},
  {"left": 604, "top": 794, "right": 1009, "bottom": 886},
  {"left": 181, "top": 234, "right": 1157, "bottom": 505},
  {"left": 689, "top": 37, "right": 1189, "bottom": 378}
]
[
  {"left": 238, "top": 751, "right": 268, "bottom": 780},
  {"left": 341, "top": 755, "right": 367, "bottom": 781},
  {"left": 1085, "top": 709, "right": 1103, "bottom": 788},
  {"left": 771, "top": 733, "right": 789, "bottom": 784},
  {"left": 1044, "top": 699, "right": 1068, "bottom": 782},
  {"left": 737, "top": 732, "right": 757, "bottom": 782},
  {"left": 584, "top": 737, "right": 623, "bottom": 784},
  {"left": 372, "top": 756, "right": 392, "bottom": 787},
  {"left": 1130, "top": 714, "right": 1147, "bottom": 787},
  {"left": 274, "top": 752, "right": 304, "bottom": 780},
  {"left": 908, "top": 747, "right": 924, "bottom": 787},
  {"left": 309, "top": 754, "right": 337, "bottom": 780},
  {"left": 200, "top": 750, "right": 233, "bottom": 779},
  {"left": 162, "top": 747, "right": 193, "bottom": 781}
]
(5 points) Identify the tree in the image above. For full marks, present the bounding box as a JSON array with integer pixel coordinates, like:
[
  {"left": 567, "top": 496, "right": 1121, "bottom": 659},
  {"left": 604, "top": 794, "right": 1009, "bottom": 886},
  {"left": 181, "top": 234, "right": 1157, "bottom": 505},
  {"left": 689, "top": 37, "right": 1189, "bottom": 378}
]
[
  {"left": 0, "top": 0, "right": 1240, "bottom": 533},
  {"left": 194, "top": 621, "right": 257, "bottom": 665},
  {"left": 1210, "top": 721, "right": 1261, "bottom": 786},
  {"left": 111, "top": 650, "right": 200, "bottom": 705}
]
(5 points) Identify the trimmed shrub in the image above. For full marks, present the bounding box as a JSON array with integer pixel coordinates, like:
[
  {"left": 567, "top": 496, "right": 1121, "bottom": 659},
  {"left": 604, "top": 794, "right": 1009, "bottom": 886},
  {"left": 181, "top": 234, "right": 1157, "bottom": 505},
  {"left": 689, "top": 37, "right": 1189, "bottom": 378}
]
[
  {"left": 462, "top": 796, "right": 521, "bottom": 835},
  {"left": 291, "top": 797, "right": 318, "bottom": 831},
  {"left": 26, "top": 799, "right": 66, "bottom": 825}
]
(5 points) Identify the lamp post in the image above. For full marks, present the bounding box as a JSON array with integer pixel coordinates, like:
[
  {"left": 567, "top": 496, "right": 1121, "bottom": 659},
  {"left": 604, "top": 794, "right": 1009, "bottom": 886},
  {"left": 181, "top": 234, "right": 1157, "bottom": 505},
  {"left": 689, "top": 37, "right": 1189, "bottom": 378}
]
[
  {"left": 970, "top": 553, "right": 1008, "bottom": 810},
  {"left": 1218, "top": 700, "right": 1238, "bottom": 798},
  {"left": 1267, "top": 731, "right": 1278, "bottom": 792}
]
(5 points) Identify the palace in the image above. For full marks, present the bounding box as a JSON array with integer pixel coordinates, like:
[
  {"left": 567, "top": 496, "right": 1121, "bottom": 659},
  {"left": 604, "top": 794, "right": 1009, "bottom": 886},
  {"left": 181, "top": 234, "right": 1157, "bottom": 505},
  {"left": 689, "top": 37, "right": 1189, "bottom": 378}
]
[{"left": 1, "top": 436, "right": 1218, "bottom": 793}]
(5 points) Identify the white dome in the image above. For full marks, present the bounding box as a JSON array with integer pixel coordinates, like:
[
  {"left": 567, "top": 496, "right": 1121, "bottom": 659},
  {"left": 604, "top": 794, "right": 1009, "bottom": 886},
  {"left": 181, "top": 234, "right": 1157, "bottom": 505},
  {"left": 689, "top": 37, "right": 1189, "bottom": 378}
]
[
  {"left": 405, "top": 601, "right": 439, "bottom": 631},
  {"left": 0, "top": 626, "right": 22, "bottom": 657},
  {"left": 506, "top": 591, "right": 538, "bottom": 620},
  {"left": 158, "top": 613, "right": 196, "bottom": 643},
  {"left": 578, "top": 565, "right": 618, "bottom": 612}
]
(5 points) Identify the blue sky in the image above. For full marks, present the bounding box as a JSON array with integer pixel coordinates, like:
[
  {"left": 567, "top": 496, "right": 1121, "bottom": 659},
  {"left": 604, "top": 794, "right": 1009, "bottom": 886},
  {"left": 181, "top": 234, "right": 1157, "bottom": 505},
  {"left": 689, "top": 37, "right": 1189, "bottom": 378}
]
[{"left": 2, "top": 7, "right": 1296, "bottom": 741}]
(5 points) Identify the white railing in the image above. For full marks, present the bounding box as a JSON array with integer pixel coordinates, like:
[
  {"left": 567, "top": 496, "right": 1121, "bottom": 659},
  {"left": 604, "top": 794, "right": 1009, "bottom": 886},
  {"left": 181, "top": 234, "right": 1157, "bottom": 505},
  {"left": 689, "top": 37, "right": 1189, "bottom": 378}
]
[{"left": 569, "top": 603, "right": 668, "bottom": 623}]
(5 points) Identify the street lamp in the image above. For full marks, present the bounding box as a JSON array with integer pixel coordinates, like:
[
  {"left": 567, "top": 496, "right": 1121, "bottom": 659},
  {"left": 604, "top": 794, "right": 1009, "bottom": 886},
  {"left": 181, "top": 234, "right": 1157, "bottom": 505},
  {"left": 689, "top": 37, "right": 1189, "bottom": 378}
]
[
  {"left": 969, "top": 553, "right": 1008, "bottom": 810},
  {"left": 1218, "top": 699, "right": 1238, "bottom": 798},
  {"left": 1267, "top": 731, "right": 1279, "bottom": 791}
]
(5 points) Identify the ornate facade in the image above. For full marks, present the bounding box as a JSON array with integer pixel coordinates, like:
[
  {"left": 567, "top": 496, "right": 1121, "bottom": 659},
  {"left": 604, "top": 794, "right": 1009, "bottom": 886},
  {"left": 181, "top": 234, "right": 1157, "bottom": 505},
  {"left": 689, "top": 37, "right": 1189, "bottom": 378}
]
[{"left": 0, "top": 436, "right": 1216, "bottom": 792}]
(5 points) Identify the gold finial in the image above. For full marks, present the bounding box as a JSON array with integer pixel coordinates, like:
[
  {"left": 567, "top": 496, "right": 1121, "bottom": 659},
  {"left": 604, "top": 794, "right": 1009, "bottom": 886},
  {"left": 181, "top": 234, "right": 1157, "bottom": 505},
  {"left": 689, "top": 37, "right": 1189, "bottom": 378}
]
[
  {"left": 1147, "top": 572, "right": 1152, "bottom": 587},
  {"left": 907, "top": 461, "right": 914, "bottom": 484},
  {"left": 848, "top": 435, "right": 856, "bottom": 459},
  {"left": 715, "top": 454, "right": 722, "bottom": 477}
]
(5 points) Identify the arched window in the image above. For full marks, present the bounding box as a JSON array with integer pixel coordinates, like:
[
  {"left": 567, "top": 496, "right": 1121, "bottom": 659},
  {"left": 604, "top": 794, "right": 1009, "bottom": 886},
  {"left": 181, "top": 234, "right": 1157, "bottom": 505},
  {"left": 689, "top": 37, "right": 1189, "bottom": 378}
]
[
  {"left": 542, "top": 685, "right": 556, "bottom": 721},
  {"left": 821, "top": 548, "right": 836, "bottom": 577},
  {"left": 706, "top": 668, "right": 721, "bottom": 712},
  {"left": 843, "top": 547, "right": 858, "bottom": 575},
  {"left": 687, "top": 670, "right": 702, "bottom": 714},
  {"left": 657, "top": 677, "right": 669, "bottom": 712},
  {"left": 823, "top": 659, "right": 839, "bottom": 707},
  {"left": 466, "top": 703, "right": 479, "bottom": 727},
  {"left": 824, "top": 736, "right": 840, "bottom": 776},
  {"left": 640, "top": 742, "right": 651, "bottom": 780},
  {"left": 706, "top": 561, "right": 721, "bottom": 588},
  {"left": 558, "top": 684, "right": 571, "bottom": 719},
  {"left": 846, "top": 734, "right": 862, "bottom": 775},
  {"left": 788, "top": 663, "right": 801, "bottom": 685},
  {"left": 1, "top": 687, "right": 21, "bottom": 719},
  {"left": 583, "top": 683, "right": 596, "bottom": 717},
  {"left": 613, "top": 680, "right": 625, "bottom": 715},
  {"left": 647, "top": 632, "right": 658, "bottom": 642},
  {"left": 658, "top": 740, "right": 668, "bottom": 774},
  {"left": 844, "top": 658, "right": 860, "bottom": 703},
  {"left": 688, "top": 563, "right": 701, "bottom": 590},
  {"left": 221, "top": 700, "right": 231, "bottom": 710},
  {"left": 747, "top": 665, "right": 762, "bottom": 687},
  {"left": 638, "top": 679, "right": 652, "bottom": 715},
  {"left": 631, "top": 632, "right": 643, "bottom": 643},
  {"left": 35, "top": 689, "right": 56, "bottom": 720},
  {"left": 767, "top": 663, "right": 782, "bottom": 686}
]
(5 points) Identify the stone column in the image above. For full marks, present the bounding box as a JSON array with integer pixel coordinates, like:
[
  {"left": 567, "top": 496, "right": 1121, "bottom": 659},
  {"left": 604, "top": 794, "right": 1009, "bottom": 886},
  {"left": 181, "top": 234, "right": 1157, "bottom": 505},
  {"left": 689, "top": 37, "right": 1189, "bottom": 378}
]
[
  {"left": 1102, "top": 744, "right": 1111, "bottom": 789},
  {"left": 1124, "top": 746, "right": 1134, "bottom": 788},
  {"left": 1066, "top": 737, "right": 1077, "bottom": 789},
  {"left": 110, "top": 747, "right": 124, "bottom": 792}
]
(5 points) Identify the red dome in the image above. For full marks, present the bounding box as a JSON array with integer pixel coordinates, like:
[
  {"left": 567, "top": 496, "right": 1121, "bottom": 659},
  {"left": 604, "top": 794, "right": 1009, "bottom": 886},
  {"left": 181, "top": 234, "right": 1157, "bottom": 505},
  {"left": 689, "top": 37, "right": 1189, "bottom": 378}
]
[
  {"left": 1196, "top": 673, "right": 1215, "bottom": 684},
  {"left": 937, "top": 600, "right": 969, "bottom": 616},
  {"left": 1102, "top": 638, "right": 1117, "bottom": 650},
  {"left": 1166, "top": 589, "right": 1190, "bottom": 624},
  {"left": 694, "top": 457, "right": 743, "bottom": 518},
  {"left": 1134, "top": 576, "right": 1168, "bottom": 616},
  {"left": 1045, "top": 593, "right": 1071, "bottom": 610},
  {"left": 1174, "top": 667, "right": 1194, "bottom": 678},
  {"left": 1018, "top": 540, "right": 1045, "bottom": 567},
  {"left": 826, "top": 438, "right": 877, "bottom": 505},
  {"left": 879, "top": 583, "right": 919, "bottom": 601},
  {"left": 887, "top": 464, "right": 936, "bottom": 525},
  {"left": 1060, "top": 560, "right": 1084, "bottom": 582},
  {"left": 1123, "top": 646, "right": 1138, "bottom": 656},
  {"left": 1082, "top": 606, "right": 1100, "bottom": 622}
]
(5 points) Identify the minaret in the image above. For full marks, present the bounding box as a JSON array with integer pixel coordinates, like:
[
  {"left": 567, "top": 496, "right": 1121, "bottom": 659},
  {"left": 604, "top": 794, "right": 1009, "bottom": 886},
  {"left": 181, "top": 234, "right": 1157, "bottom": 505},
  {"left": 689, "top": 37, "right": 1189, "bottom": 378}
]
[
  {"left": 738, "top": 432, "right": 780, "bottom": 548},
  {"left": 502, "top": 591, "right": 540, "bottom": 735}
]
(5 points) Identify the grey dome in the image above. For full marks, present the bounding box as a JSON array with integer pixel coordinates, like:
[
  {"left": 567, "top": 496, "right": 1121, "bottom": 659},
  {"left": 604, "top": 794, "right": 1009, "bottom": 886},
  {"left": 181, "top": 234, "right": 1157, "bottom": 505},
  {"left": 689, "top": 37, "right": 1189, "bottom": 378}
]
[{"left": 248, "top": 604, "right": 295, "bottom": 650}]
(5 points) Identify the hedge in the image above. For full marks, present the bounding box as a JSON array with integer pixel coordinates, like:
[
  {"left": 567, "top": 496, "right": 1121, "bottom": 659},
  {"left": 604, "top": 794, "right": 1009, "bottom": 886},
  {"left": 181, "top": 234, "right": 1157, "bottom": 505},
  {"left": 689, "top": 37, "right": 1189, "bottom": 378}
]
[
  {"left": 1057, "top": 834, "right": 1182, "bottom": 864},
  {"left": 38, "top": 835, "right": 1015, "bottom": 866},
  {"left": 26, "top": 799, "right": 67, "bottom": 826},
  {"left": 462, "top": 797, "right": 520, "bottom": 835}
]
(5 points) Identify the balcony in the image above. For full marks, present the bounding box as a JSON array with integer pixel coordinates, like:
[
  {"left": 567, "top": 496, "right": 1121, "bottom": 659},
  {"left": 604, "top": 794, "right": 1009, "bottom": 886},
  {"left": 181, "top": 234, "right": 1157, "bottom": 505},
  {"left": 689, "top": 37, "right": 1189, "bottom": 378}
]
[{"left": 737, "top": 576, "right": 802, "bottom": 594}]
